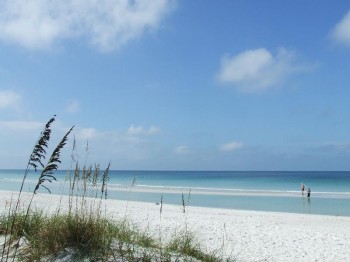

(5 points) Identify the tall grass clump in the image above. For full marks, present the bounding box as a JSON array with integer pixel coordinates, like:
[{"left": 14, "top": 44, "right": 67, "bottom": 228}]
[
  {"left": 0, "top": 116, "right": 234, "bottom": 261},
  {"left": 51, "top": 160, "right": 113, "bottom": 260},
  {"left": 2, "top": 116, "right": 55, "bottom": 258},
  {"left": 1, "top": 116, "right": 74, "bottom": 261}
]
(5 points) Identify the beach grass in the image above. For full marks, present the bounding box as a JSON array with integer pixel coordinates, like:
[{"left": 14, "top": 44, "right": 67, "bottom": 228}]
[
  {"left": 0, "top": 116, "right": 233, "bottom": 261},
  {"left": 1, "top": 204, "right": 231, "bottom": 261}
]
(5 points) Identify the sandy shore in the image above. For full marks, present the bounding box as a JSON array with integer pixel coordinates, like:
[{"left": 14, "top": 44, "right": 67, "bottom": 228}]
[{"left": 1, "top": 190, "right": 350, "bottom": 261}]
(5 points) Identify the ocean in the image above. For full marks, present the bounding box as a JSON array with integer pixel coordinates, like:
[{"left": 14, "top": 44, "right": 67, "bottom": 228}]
[{"left": 0, "top": 169, "right": 349, "bottom": 216}]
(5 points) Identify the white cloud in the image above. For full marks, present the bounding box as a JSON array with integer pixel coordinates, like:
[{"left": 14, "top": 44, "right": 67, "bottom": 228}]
[
  {"left": 0, "top": 0, "right": 175, "bottom": 52},
  {"left": 0, "top": 90, "right": 21, "bottom": 109},
  {"left": 173, "top": 145, "right": 189, "bottom": 154},
  {"left": 74, "top": 127, "right": 158, "bottom": 164},
  {"left": 76, "top": 128, "right": 97, "bottom": 141},
  {"left": 148, "top": 126, "right": 161, "bottom": 135},
  {"left": 0, "top": 120, "right": 43, "bottom": 130},
  {"left": 331, "top": 10, "right": 350, "bottom": 46},
  {"left": 127, "top": 125, "right": 161, "bottom": 136},
  {"left": 127, "top": 125, "right": 144, "bottom": 135},
  {"left": 217, "top": 48, "right": 309, "bottom": 93},
  {"left": 66, "top": 100, "right": 80, "bottom": 113},
  {"left": 219, "top": 141, "right": 243, "bottom": 152}
]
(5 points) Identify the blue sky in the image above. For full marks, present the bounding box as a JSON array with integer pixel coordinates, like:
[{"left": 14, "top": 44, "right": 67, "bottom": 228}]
[{"left": 1, "top": 0, "right": 350, "bottom": 171}]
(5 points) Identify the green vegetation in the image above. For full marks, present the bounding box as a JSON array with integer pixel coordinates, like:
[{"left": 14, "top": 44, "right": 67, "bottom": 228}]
[{"left": 0, "top": 116, "right": 234, "bottom": 261}]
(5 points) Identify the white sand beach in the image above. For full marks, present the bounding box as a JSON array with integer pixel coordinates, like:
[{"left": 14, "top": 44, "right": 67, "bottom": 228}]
[{"left": 1, "top": 190, "right": 350, "bottom": 261}]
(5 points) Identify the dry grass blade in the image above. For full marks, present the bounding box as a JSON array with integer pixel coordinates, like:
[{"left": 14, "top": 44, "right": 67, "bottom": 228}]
[
  {"left": 17, "top": 116, "right": 56, "bottom": 200},
  {"left": 101, "top": 162, "right": 110, "bottom": 200},
  {"left": 34, "top": 126, "right": 74, "bottom": 194},
  {"left": 29, "top": 116, "right": 56, "bottom": 171},
  {"left": 160, "top": 194, "right": 163, "bottom": 216},
  {"left": 182, "top": 193, "right": 186, "bottom": 213}
]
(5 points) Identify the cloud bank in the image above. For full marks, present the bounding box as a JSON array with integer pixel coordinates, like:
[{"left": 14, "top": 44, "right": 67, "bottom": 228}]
[
  {"left": 127, "top": 125, "right": 160, "bottom": 136},
  {"left": 0, "top": 120, "right": 43, "bottom": 130},
  {"left": 66, "top": 100, "right": 81, "bottom": 113},
  {"left": 173, "top": 145, "right": 189, "bottom": 154},
  {"left": 217, "top": 48, "right": 309, "bottom": 93},
  {"left": 219, "top": 141, "right": 243, "bottom": 152},
  {"left": 0, "top": 90, "right": 21, "bottom": 109},
  {"left": 331, "top": 10, "right": 350, "bottom": 47},
  {"left": 0, "top": 0, "right": 175, "bottom": 51}
]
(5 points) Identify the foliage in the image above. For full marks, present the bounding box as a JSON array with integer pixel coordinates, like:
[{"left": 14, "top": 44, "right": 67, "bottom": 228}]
[{"left": 0, "top": 116, "right": 232, "bottom": 261}]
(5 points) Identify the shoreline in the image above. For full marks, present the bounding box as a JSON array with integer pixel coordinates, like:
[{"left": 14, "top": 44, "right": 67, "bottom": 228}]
[
  {"left": 1, "top": 190, "right": 350, "bottom": 261},
  {"left": 2, "top": 187, "right": 350, "bottom": 217},
  {"left": 110, "top": 185, "right": 350, "bottom": 199}
]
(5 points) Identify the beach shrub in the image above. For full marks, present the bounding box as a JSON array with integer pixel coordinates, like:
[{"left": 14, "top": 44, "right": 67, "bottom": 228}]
[
  {"left": 165, "top": 230, "right": 222, "bottom": 262},
  {"left": 18, "top": 213, "right": 115, "bottom": 261},
  {"left": 0, "top": 116, "right": 233, "bottom": 262}
]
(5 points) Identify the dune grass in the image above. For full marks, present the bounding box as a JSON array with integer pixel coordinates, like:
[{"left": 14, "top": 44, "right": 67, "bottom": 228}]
[
  {"left": 1, "top": 205, "right": 230, "bottom": 261},
  {"left": 0, "top": 116, "right": 234, "bottom": 261}
]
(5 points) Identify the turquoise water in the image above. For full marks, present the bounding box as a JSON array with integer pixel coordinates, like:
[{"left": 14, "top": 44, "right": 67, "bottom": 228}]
[{"left": 0, "top": 170, "right": 350, "bottom": 216}]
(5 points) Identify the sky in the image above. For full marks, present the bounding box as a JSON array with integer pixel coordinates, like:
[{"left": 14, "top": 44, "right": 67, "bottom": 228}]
[{"left": 1, "top": 0, "right": 350, "bottom": 171}]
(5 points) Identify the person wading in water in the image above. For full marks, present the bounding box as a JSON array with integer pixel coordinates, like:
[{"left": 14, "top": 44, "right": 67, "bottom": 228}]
[
  {"left": 301, "top": 183, "right": 305, "bottom": 195},
  {"left": 307, "top": 187, "right": 311, "bottom": 198}
]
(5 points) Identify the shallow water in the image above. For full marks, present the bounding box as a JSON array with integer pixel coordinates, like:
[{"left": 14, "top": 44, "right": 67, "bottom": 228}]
[{"left": 1, "top": 170, "right": 350, "bottom": 216}]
